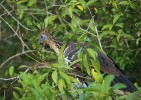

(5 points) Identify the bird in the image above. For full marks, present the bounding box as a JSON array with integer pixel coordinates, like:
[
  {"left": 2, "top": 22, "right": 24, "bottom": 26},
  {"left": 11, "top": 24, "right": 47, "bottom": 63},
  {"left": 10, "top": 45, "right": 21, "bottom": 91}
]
[{"left": 38, "top": 30, "right": 137, "bottom": 92}]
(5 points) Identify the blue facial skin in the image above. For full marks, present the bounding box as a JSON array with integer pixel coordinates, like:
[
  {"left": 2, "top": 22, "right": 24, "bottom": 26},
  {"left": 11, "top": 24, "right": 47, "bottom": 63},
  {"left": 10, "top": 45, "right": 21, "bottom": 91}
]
[{"left": 38, "top": 34, "right": 47, "bottom": 44}]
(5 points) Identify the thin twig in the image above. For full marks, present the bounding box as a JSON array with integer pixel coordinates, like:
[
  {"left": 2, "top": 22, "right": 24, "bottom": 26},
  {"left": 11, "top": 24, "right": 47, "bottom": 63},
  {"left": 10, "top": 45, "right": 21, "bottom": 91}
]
[
  {"left": 3, "top": 89, "right": 5, "bottom": 100},
  {"left": 0, "top": 68, "right": 30, "bottom": 81},
  {"left": 88, "top": 7, "right": 103, "bottom": 51},
  {"left": 37, "top": 65, "right": 51, "bottom": 69},
  {"left": 59, "top": 0, "right": 96, "bottom": 37},
  {"left": 0, "top": 50, "right": 36, "bottom": 69},
  {"left": 0, "top": 0, "right": 5, "bottom": 4},
  {"left": 0, "top": 10, "right": 14, "bottom": 17},
  {"left": 0, "top": 16, "right": 30, "bottom": 50},
  {"left": 0, "top": 76, "right": 19, "bottom": 81},
  {"left": 0, "top": 3, "right": 35, "bottom": 31},
  {"left": 0, "top": 19, "right": 1, "bottom": 41}
]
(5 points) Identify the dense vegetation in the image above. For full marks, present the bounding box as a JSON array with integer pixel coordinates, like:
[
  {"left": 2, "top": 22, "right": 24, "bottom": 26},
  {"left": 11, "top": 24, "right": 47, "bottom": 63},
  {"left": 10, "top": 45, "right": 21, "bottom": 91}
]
[{"left": 0, "top": 0, "right": 141, "bottom": 99}]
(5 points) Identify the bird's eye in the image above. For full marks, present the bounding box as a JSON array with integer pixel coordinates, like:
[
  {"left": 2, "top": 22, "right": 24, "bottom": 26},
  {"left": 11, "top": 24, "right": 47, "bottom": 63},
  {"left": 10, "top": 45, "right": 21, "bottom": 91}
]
[
  {"left": 38, "top": 34, "right": 47, "bottom": 44},
  {"left": 40, "top": 34, "right": 47, "bottom": 39},
  {"left": 40, "top": 35, "right": 43, "bottom": 38}
]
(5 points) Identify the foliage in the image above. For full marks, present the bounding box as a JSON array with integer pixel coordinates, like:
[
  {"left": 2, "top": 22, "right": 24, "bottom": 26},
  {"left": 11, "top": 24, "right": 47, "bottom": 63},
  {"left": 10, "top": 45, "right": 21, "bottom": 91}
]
[
  {"left": 12, "top": 52, "right": 139, "bottom": 100},
  {"left": 0, "top": 0, "right": 141, "bottom": 99}
]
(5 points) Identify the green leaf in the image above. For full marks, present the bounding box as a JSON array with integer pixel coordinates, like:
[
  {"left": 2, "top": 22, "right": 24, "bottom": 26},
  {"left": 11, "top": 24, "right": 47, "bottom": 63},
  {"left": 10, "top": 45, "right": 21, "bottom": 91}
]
[
  {"left": 17, "top": 0, "right": 27, "bottom": 4},
  {"left": 58, "top": 44, "right": 67, "bottom": 66},
  {"left": 78, "top": 33, "right": 87, "bottom": 42},
  {"left": 52, "top": 70, "right": 58, "bottom": 84},
  {"left": 126, "top": 93, "right": 136, "bottom": 100},
  {"left": 44, "top": 15, "right": 57, "bottom": 27},
  {"left": 102, "top": 75, "right": 114, "bottom": 93},
  {"left": 86, "top": 48, "right": 98, "bottom": 60},
  {"left": 32, "top": 79, "right": 41, "bottom": 90},
  {"left": 115, "top": 23, "right": 124, "bottom": 28},
  {"left": 86, "top": 82, "right": 102, "bottom": 92},
  {"left": 102, "top": 24, "right": 113, "bottom": 31},
  {"left": 83, "top": 54, "right": 90, "bottom": 75},
  {"left": 121, "top": 33, "right": 134, "bottom": 39},
  {"left": 136, "top": 38, "right": 141, "bottom": 45},
  {"left": 17, "top": 5, "right": 27, "bottom": 19},
  {"left": 77, "top": 5, "right": 83, "bottom": 11},
  {"left": 63, "top": 88, "right": 73, "bottom": 98},
  {"left": 13, "top": 87, "right": 23, "bottom": 93},
  {"left": 86, "top": 0, "right": 97, "bottom": 6},
  {"left": 91, "top": 69, "right": 103, "bottom": 83},
  {"left": 58, "top": 79, "right": 66, "bottom": 92},
  {"left": 13, "top": 91, "right": 19, "bottom": 99},
  {"left": 59, "top": 71, "right": 70, "bottom": 85},
  {"left": 68, "top": 6, "right": 73, "bottom": 18},
  {"left": 28, "top": 0, "right": 36, "bottom": 6},
  {"left": 90, "top": 59, "right": 100, "bottom": 72},
  {"left": 69, "top": 59, "right": 82, "bottom": 67},
  {"left": 9, "top": 66, "right": 14, "bottom": 76},
  {"left": 28, "top": 87, "right": 40, "bottom": 99},
  {"left": 100, "top": 31, "right": 115, "bottom": 39},
  {"left": 113, "top": 14, "right": 121, "bottom": 24},
  {"left": 112, "top": 83, "right": 126, "bottom": 90},
  {"left": 69, "top": 76, "right": 81, "bottom": 84},
  {"left": 38, "top": 73, "right": 48, "bottom": 85},
  {"left": 119, "top": 1, "right": 129, "bottom": 5}
]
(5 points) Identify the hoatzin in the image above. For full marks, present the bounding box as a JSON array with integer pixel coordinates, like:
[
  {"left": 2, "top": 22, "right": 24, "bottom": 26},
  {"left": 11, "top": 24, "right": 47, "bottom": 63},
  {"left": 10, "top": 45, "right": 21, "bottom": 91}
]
[{"left": 38, "top": 30, "right": 137, "bottom": 92}]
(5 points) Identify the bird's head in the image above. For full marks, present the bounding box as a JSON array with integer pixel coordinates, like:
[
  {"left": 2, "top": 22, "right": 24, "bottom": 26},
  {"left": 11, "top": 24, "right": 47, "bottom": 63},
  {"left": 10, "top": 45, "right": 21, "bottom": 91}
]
[
  {"left": 38, "top": 29, "right": 62, "bottom": 55},
  {"left": 38, "top": 29, "right": 51, "bottom": 46},
  {"left": 38, "top": 34, "right": 47, "bottom": 45}
]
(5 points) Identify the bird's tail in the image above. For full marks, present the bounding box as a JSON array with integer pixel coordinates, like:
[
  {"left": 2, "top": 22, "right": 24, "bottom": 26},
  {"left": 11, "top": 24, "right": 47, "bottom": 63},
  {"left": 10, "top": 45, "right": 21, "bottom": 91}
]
[{"left": 114, "top": 69, "right": 137, "bottom": 92}]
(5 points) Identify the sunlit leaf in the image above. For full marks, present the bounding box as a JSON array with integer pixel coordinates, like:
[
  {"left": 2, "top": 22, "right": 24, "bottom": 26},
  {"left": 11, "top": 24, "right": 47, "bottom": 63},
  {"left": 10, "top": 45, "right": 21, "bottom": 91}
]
[
  {"left": 77, "top": 5, "right": 83, "bottom": 11},
  {"left": 69, "top": 76, "right": 81, "bottom": 84},
  {"left": 38, "top": 73, "right": 48, "bottom": 85},
  {"left": 13, "top": 91, "right": 19, "bottom": 99},
  {"left": 112, "top": 83, "right": 126, "bottom": 90},
  {"left": 52, "top": 70, "right": 58, "bottom": 84},
  {"left": 59, "top": 71, "right": 70, "bottom": 85},
  {"left": 102, "top": 75, "right": 114, "bottom": 93},
  {"left": 113, "top": 14, "right": 121, "bottom": 24},
  {"left": 9, "top": 66, "right": 14, "bottom": 76},
  {"left": 87, "top": 48, "right": 98, "bottom": 60},
  {"left": 90, "top": 59, "right": 100, "bottom": 72},
  {"left": 68, "top": 6, "right": 73, "bottom": 18},
  {"left": 69, "top": 59, "right": 82, "bottom": 67},
  {"left": 27, "top": 0, "right": 36, "bottom": 6},
  {"left": 102, "top": 24, "right": 113, "bottom": 30},
  {"left": 119, "top": 1, "right": 129, "bottom": 5},
  {"left": 91, "top": 69, "right": 102, "bottom": 83},
  {"left": 83, "top": 54, "right": 90, "bottom": 75},
  {"left": 115, "top": 23, "right": 124, "bottom": 28},
  {"left": 58, "top": 79, "right": 66, "bottom": 92}
]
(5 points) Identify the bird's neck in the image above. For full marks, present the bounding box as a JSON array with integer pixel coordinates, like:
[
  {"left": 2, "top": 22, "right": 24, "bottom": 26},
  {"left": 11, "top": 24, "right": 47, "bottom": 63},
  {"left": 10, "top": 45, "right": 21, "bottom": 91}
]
[{"left": 47, "top": 37, "right": 63, "bottom": 56}]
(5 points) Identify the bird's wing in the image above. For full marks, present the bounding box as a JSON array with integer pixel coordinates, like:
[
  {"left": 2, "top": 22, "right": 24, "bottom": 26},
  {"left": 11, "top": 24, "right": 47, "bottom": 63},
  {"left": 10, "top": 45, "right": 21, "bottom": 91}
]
[
  {"left": 64, "top": 42, "right": 83, "bottom": 61},
  {"left": 64, "top": 42, "right": 119, "bottom": 75},
  {"left": 97, "top": 51, "right": 119, "bottom": 76},
  {"left": 63, "top": 42, "right": 137, "bottom": 92}
]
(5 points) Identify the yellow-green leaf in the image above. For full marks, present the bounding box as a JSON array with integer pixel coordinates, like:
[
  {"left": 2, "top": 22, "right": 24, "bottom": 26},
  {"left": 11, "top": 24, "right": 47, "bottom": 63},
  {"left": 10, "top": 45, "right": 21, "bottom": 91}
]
[
  {"left": 91, "top": 69, "right": 102, "bottom": 83},
  {"left": 113, "top": 14, "right": 121, "bottom": 24},
  {"left": 68, "top": 6, "right": 73, "bottom": 18},
  {"left": 59, "top": 71, "right": 70, "bottom": 85},
  {"left": 9, "top": 66, "right": 14, "bottom": 76},
  {"left": 83, "top": 54, "right": 90, "bottom": 75},
  {"left": 58, "top": 79, "right": 66, "bottom": 92},
  {"left": 77, "top": 5, "right": 83, "bottom": 11},
  {"left": 87, "top": 48, "right": 98, "bottom": 60},
  {"left": 52, "top": 70, "right": 58, "bottom": 84}
]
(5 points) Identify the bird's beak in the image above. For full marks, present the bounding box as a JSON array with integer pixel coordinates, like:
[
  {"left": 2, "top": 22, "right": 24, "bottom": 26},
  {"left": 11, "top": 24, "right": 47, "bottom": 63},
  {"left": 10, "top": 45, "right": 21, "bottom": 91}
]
[{"left": 38, "top": 38, "right": 43, "bottom": 45}]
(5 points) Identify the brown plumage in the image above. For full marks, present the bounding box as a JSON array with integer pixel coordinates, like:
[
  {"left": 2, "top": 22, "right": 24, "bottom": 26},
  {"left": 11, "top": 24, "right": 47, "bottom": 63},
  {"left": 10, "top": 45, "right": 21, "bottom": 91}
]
[{"left": 38, "top": 31, "right": 137, "bottom": 92}]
